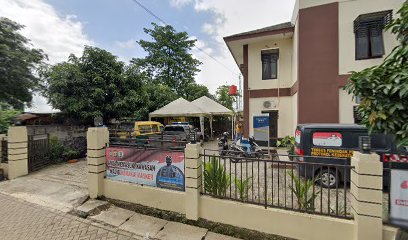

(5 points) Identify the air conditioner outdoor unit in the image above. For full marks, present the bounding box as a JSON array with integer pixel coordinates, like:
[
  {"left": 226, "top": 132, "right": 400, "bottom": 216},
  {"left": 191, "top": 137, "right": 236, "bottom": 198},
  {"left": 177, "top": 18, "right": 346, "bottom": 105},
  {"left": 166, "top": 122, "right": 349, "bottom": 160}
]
[{"left": 263, "top": 101, "right": 272, "bottom": 109}]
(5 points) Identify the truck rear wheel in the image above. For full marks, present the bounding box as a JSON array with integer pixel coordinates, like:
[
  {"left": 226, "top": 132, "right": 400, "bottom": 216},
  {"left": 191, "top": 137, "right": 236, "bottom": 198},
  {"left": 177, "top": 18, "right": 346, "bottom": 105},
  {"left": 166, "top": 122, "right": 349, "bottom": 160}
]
[{"left": 316, "top": 168, "right": 339, "bottom": 188}]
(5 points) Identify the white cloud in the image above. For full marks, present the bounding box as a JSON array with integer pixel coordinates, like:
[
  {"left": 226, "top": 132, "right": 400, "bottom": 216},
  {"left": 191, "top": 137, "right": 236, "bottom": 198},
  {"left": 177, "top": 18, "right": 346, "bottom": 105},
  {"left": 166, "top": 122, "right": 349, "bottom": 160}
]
[
  {"left": 170, "top": 0, "right": 193, "bottom": 8},
  {"left": 201, "top": 22, "right": 215, "bottom": 35},
  {"left": 171, "top": 0, "right": 296, "bottom": 94},
  {"left": 0, "top": 0, "right": 93, "bottom": 64},
  {"left": 0, "top": 0, "right": 93, "bottom": 112},
  {"left": 115, "top": 39, "right": 137, "bottom": 49}
]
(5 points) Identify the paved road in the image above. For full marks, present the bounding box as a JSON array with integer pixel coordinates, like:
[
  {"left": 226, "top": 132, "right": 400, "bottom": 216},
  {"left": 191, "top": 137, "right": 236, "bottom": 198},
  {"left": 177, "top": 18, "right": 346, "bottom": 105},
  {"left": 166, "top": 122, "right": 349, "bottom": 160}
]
[{"left": 0, "top": 193, "right": 137, "bottom": 240}]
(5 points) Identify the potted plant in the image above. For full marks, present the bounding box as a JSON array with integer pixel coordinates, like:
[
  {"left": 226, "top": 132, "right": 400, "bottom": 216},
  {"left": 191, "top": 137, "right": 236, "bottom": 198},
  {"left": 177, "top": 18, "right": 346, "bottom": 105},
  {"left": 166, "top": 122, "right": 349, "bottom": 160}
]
[{"left": 277, "top": 135, "right": 295, "bottom": 160}]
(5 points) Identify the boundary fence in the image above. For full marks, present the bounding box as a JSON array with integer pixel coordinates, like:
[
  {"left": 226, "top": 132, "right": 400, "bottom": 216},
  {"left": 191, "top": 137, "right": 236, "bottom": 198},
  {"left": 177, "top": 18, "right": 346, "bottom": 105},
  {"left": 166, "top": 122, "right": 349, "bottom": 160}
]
[
  {"left": 27, "top": 134, "right": 50, "bottom": 172},
  {"left": 201, "top": 149, "right": 354, "bottom": 219},
  {"left": 1, "top": 138, "right": 7, "bottom": 163},
  {"left": 86, "top": 127, "right": 399, "bottom": 240}
]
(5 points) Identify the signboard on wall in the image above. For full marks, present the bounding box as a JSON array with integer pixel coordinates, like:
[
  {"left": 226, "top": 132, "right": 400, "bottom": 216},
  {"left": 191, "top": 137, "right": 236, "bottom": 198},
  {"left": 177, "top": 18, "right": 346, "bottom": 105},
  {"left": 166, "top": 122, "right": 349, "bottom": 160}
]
[
  {"left": 390, "top": 169, "right": 408, "bottom": 230},
  {"left": 253, "top": 116, "right": 269, "bottom": 145},
  {"left": 106, "top": 147, "right": 185, "bottom": 191}
]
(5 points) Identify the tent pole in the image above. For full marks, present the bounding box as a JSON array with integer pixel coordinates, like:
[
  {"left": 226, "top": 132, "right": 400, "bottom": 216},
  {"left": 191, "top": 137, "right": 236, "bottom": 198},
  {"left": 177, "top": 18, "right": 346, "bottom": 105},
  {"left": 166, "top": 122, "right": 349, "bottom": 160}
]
[
  {"left": 210, "top": 115, "right": 213, "bottom": 140},
  {"left": 232, "top": 114, "right": 235, "bottom": 141},
  {"left": 199, "top": 115, "right": 205, "bottom": 140}
]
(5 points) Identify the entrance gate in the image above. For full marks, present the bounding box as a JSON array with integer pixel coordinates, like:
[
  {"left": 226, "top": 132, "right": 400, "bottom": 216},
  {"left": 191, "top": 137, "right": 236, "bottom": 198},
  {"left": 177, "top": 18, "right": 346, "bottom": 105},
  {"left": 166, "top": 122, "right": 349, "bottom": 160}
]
[
  {"left": 28, "top": 134, "right": 50, "bottom": 172},
  {"left": 1, "top": 138, "right": 7, "bottom": 163}
]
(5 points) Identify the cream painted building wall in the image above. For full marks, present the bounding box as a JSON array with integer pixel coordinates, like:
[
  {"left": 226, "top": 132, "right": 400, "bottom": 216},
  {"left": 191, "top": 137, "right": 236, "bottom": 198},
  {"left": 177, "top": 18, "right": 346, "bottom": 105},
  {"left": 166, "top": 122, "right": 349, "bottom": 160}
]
[
  {"left": 249, "top": 96, "right": 294, "bottom": 138},
  {"left": 248, "top": 37, "right": 293, "bottom": 90},
  {"left": 338, "top": 0, "right": 402, "bottom": 75},
  {"left": 243, "top": 0, "right": 402, "bottom": 139},
  {"left": 291, "top": 93, "right": 298, "bottom": 131},
  {"left": 339, "top": 89, "right": 357, "bottom": 123}
]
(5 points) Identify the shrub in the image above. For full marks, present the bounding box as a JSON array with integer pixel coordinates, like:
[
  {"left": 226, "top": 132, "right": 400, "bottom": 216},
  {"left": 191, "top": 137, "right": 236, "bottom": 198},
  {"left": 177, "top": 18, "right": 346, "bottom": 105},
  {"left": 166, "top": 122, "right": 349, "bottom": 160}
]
[
  {"left": 49, "top": 136, "right": 81, "bottom": 162},
  {"left": 287, "top": 171, "right": 319, "bottom": 210},
  {"left": 49, "top": 136, "right": 65, "bottom": 162},
  {"left": 234, "top": 177, "right": 252, "bottom": 201},
  {"left": 277, "top": 136, "right": 295, "bottom": 156},
  {"left": 204, "top": 156, "right": 230, "bottom": 196}
]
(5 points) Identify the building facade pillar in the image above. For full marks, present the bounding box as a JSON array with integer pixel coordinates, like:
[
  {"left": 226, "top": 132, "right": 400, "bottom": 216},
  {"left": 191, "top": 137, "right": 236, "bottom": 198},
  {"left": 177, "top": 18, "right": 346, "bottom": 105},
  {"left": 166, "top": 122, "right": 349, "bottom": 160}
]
[
  {"left": 185, "top": 143, "right": 202, "bottom": 220},
  {"left": 87, "top": 127, "right": 109, "bottom": 199},
  {"left": 7, "top": 126, "right": 28, "bottom": 179},
  {"left": 350, "top": 151, "right": 383, "bottom": 240}
]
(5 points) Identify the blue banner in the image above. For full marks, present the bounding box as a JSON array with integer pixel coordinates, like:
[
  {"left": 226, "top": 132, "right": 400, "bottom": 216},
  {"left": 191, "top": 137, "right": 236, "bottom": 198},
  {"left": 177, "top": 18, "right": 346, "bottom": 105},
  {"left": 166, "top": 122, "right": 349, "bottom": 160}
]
[{"left": 253, "top": 116, "right": 269, "bottom": 142}]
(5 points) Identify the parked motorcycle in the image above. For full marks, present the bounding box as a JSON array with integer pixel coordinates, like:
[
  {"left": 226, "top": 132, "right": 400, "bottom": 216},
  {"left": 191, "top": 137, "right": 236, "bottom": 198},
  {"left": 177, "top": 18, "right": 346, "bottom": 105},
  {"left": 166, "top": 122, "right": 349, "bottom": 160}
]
[
  {"left": 218, "top": 134, "right": 264, "bottom": 162},
  {"left": 218, "top": 132, "right": 230, "bottom": 156}
]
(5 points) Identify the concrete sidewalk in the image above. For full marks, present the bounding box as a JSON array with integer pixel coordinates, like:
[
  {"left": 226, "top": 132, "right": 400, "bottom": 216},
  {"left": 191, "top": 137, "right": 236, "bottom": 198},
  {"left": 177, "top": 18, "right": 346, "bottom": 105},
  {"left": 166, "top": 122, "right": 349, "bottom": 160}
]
[
  {"left": 75, "top": 199, "right": 241, "bottom": 240},
  {"left": 0, "top": 160, "right": 88, "bottom": 212},
  {"left": 0, "top": 193, "right": 240, "bottom": 240}
]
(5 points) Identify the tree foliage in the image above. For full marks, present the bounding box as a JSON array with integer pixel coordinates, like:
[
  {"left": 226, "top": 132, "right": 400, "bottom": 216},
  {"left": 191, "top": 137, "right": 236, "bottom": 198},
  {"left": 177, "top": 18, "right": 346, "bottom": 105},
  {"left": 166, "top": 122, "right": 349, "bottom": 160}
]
[
  {"left": 133, "top": 23, "right": 202, "bottom": 99},
  {"left": 0, "top": 104, "right": 20, "bottom": 133},
  {"left": 46, "top": 46, "right": 144, "bottom": 123},
  {"left": 345, "top": 2, "right": 408, "bottom": 145},
  {"left": 215, "top": 85, "right": 235, "bottom": 110},
  {"left": 0, "top": 17, "right": 46, "bottom": 109},
  {"left": 132, "top": 83, "right": 178, "bottom": 121},
  {"left": 185, "top": 82, "right": 213, "bottom": 101}
]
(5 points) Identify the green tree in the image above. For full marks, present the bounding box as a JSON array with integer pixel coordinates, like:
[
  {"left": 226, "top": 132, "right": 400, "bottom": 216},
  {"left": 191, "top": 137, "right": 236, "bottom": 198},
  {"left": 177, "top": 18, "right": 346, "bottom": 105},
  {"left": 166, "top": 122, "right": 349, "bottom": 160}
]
[
  {"left": 0, "top": 104, "right": 20, "bottom": 133},
  {"left": 345, "top": 2, "right": 408, "bottom": 145},
  {"left": 215, "top": 85, "right": 235, "bottom": 110},
  {"left": 133, "top": 23, "right": 202, "bottom": 98},
  {"left": 0, "top": 17, "right": 46, "bottom": 109},
  {"left": 132, "top": 83, "right": 178, "bottom": 121},
  {"left": 184, "top": 82, "right": 213, "bottom": 101},
  {"left": 46, "top": 46, "right": 144, "bottom": 123}
]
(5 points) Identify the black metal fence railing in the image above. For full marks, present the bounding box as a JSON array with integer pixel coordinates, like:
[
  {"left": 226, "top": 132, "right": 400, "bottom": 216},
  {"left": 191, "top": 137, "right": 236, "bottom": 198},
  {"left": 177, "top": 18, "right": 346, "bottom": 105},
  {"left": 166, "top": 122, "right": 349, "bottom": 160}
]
[
  {"left": 108, "top": 129, "right": 195, "bottom": 151},
  {"left": 1, "top": 139, "right": 7, "bottom": 163},
  {"left": 201, "top": 149, "right": 354, "bottom": 219},
  {"left": 28, "top": 134, "right": 50, "bottom": 172}
]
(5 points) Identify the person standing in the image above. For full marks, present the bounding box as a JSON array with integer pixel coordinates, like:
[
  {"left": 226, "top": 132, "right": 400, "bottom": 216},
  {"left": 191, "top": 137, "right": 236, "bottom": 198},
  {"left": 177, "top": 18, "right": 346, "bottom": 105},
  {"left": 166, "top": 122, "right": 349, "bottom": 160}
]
[{"left": 234, "top": 120, "right": 243, "bottom": 144}]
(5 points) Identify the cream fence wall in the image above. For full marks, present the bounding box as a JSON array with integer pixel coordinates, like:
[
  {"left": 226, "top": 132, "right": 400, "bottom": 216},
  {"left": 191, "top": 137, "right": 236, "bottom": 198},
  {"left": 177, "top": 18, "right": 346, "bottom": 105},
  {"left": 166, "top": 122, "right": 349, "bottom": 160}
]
[{"left": 87, "top": 127, "right": 399, "bottom": 240}]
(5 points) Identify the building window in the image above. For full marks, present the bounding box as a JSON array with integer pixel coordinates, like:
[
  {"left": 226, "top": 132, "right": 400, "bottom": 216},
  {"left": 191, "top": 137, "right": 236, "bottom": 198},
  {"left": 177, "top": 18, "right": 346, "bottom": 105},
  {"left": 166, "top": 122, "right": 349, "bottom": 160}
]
[
  {"left": 261, "top": 49, "right": 279, "bottom": 80},
  {"left": 354, "top": 10, "right": 392, "bottom": 60}
]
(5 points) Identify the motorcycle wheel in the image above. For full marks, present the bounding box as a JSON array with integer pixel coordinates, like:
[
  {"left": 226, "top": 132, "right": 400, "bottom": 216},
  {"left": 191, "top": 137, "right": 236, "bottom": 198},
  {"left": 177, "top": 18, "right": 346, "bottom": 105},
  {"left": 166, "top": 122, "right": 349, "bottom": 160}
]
[{"left": 229, "top": 151, "right": 241, "bottom": 163}]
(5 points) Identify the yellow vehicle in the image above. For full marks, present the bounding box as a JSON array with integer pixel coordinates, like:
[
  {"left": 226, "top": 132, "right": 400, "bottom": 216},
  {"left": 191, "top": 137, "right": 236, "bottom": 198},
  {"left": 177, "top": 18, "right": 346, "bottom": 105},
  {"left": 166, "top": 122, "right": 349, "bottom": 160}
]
[{"left": 115, "top": 121, "right": 163, "bottom": 139}]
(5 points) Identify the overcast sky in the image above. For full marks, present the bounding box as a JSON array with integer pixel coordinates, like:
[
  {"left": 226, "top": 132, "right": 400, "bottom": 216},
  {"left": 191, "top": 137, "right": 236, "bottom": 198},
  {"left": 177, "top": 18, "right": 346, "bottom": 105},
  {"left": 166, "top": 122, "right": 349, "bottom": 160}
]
[{"left": 0, "top": 0, "right": 295, "bottom": 112}]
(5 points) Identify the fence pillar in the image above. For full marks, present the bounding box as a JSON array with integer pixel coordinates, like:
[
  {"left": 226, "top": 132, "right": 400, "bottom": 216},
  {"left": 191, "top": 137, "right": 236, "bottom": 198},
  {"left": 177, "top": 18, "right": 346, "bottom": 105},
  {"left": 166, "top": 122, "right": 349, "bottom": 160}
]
[
  {"left": 185, "top": 143, "right": 202, "bottom": 220},
  {"left": 351, "top": 151, "right": 383, "bottom": 240},
  {"left": 7, "top": 126, "right": 28, "bottom": 179},
  {"left": 87, "top": 127, "right": 109, "bottom": 199}
]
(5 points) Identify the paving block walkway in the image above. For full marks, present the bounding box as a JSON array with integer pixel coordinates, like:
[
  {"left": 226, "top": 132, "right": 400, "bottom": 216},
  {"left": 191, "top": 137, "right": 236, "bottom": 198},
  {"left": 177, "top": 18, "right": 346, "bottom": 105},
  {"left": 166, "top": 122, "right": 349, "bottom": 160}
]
[{"left": 0, "top": 193, "right": 137, "bottom": 240}]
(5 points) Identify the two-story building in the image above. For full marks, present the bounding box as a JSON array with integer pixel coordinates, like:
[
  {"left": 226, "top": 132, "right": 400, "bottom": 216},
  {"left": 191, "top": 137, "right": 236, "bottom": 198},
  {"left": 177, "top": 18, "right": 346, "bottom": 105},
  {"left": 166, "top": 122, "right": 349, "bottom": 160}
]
[{"left": 224, "top": 0, "right": 402, "bottom": 146}]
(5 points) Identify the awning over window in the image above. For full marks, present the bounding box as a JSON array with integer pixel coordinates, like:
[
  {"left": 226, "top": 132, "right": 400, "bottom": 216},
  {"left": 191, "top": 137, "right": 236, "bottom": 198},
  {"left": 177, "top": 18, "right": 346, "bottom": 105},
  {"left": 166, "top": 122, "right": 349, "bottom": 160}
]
[{"left": 354, "top": 10, "right": 393, "bottom": 33}]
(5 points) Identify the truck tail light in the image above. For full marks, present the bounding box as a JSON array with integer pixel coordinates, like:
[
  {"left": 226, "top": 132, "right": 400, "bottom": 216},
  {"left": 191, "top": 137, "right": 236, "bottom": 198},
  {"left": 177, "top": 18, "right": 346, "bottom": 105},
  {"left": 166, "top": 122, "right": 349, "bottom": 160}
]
[
  {"left": 295, "top": 147, "right": 304, "bottom": 162},
  {"left": 295, "top": 147, "right": 304, "bottom": 156}
]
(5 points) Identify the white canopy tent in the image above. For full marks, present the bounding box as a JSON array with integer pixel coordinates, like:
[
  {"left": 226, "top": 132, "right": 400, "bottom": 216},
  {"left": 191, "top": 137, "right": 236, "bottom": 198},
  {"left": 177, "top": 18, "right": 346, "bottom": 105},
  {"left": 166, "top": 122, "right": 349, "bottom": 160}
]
[
  {"left": 149, "top": 98, "right": 209, "bottom": 117},
  {"left": 149, "top": 98, "right": 210, "bottom": 136},
  {"left": 149, "top": 96, "right": 234, "bottom": 140},
  {"left": 192, "top": 96, "right": 234, "bottom": 139}
]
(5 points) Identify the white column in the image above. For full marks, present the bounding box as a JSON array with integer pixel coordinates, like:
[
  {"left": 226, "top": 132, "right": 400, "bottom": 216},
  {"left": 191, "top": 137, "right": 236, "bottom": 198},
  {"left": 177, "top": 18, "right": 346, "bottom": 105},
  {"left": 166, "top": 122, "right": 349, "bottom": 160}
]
[
  {"left": 351, "top": 151, "right": 383, "bottom": 240},
  {"left": 185, "top": 143, "right": 202, "bottom": 220},
  {"left": 87, "top": 127, "right": 109, "bottom": 199}
]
